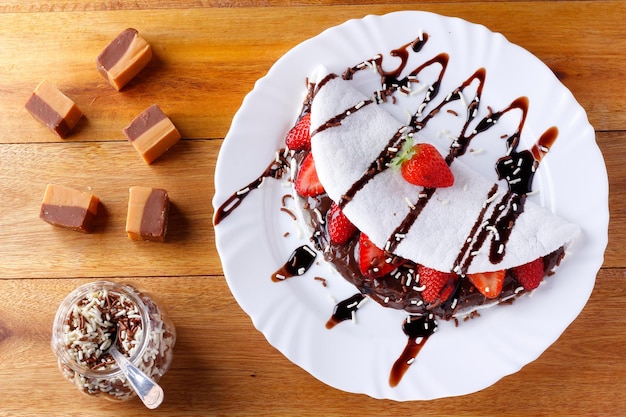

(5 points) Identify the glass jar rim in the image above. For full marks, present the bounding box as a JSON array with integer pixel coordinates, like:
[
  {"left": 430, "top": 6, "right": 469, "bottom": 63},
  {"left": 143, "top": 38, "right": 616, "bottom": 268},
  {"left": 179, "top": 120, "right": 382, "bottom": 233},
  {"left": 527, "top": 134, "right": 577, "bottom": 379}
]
[{"left": 51, "top": 280, "right": 152, "bottom": 379}]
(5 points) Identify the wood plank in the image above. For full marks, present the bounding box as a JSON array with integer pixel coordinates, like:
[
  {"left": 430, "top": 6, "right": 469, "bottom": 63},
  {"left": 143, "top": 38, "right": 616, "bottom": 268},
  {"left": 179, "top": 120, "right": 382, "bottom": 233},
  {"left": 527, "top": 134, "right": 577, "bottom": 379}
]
[
  {"left": 0, "top": 130, "right": 620, "bottom": 279},
  {"left": 0, "top": 271, "right": 624, "bottom": 415},
  {"left": 0, "top": 139, "right": 221, "bottom": 279},
  {"left": 0, "top": 0, "right": 597, "bottom": 12},
  {"left": 0, "top": 2, "right": 624, "bottom": 144},
  {"left": 602, "top": 132, "right": 626, "bottom": 268}
]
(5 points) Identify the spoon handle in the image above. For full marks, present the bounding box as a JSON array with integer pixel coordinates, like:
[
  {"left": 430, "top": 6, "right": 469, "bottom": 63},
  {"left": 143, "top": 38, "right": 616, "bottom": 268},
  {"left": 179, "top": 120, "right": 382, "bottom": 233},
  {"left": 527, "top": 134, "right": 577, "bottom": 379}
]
[{"left": 110, "top": 348, "right": 164, "bottom": 409}]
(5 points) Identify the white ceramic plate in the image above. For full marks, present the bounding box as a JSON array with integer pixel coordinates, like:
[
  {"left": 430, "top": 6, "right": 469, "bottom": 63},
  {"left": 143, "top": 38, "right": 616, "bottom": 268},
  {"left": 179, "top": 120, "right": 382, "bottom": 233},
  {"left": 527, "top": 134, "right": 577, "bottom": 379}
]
[{"left": 213, "top": 11, "right": 608, "bottom": 401}]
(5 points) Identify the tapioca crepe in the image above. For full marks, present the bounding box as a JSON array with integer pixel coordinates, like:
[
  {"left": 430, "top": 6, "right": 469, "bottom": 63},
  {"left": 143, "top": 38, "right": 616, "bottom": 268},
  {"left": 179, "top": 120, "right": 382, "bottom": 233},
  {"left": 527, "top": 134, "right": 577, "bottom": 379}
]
[
  {"left": 213, "top": 28, "right": 593, "bottom": 393},
  {"left": 309, "top": 68, "right": 580, "bottom": 275}
]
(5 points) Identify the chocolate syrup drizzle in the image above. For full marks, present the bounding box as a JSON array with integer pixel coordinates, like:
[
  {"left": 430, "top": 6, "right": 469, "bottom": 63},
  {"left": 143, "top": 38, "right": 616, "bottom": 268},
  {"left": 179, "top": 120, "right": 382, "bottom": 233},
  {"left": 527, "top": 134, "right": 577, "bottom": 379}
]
[
  {"left": 325, "top": 293, "right": 365, "bottom": 329},
  {"left": 213, "top": 148, "right": 292, "bottom": 225},
  {"left": 215, "top": 31, "right": 564, "bottom": 388},
  {"left": 213, "top": 80, "right": 318, "bottom": 226},
  {"left": 389, "top": 314, "right": 437, "bottom": 387},
  {"left": 271, "top": 245, "right": 317, "bottom": 282},
  {"left": 337, "top": 129, "right": 406, "bottom": 209},
  {"left": 311, "top": 74, "right": 375, "bottom": 139}
]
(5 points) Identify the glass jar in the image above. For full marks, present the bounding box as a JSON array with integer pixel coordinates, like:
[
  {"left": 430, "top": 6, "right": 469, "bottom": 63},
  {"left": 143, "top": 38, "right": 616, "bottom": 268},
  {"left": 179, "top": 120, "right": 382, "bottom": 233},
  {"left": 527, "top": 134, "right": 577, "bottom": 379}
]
[{"left": 51, "top": 281, "right": 176, "bottom": 401}]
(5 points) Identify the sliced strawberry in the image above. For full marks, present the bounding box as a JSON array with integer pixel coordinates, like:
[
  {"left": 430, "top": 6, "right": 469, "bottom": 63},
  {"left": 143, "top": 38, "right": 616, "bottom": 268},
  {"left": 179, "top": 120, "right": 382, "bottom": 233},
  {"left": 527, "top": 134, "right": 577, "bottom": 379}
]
[
  {"left": 326, "top": 203, "right": 357, "bottom": 245},
  {"left": 418, "top": 265, "right": 458, "bottom": 304},
  {"left": 391, "top": 136, "right": 454, "bottom": 188},
  {"left": 467, "top": 270, "right": 506, "bottom": 299},
  {"left": 295, "top": 153, "right": 324, "bottom": 197},
  {"left": 285, "top": 114, "right": 311, "bottom": 151},
  {"left": 512, "top": 258, "right": 544, "bottom": 290},
  {"left": 358, "top": 233, "right": 404, "bottom": 278}
]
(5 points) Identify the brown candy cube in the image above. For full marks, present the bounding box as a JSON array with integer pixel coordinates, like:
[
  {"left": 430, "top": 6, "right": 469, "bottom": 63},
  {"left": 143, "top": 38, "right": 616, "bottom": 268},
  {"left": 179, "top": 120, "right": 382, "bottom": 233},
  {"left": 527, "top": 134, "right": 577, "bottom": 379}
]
[
  {"left": 123, "top": 104, "right": 181, "bottom": 164},
  {"left": 25, "top": 81, "right": 83, "bottom": 138},
  {"left": 96, "top": 28, "right": 152, "bottom": 91},
  {"left": 40, "top": 184, "right": 99, "bottom": 233},
  {"left": 126, "top": 186, "right": 169, "bottom": 242}
]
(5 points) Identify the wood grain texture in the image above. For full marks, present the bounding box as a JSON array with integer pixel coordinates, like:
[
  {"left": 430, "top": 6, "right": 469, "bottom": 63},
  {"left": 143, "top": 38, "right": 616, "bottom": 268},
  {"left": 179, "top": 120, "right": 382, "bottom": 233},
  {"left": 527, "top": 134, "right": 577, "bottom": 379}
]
[
  {"left": 0, "top": 140, "right": 221, "bottom": 278},
  {"left": 0, "top": 0, "right": 592, "bottom": 13},
  {"left": 0, "top": 272, "right": 624, "bottom": 416},
  {"left": 0, "top": 1, "right": 624, "bottom": 416},
  {"left": 0, "top": 2, "right": 624, "bottom": 144}
]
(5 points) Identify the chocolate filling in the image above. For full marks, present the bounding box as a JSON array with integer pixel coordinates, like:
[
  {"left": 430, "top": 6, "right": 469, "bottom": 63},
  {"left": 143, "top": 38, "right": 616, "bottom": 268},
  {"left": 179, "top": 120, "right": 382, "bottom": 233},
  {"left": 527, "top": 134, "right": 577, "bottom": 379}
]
[
  {"left": 96, "top": 28, "right": 137, "bottom": 72},
  {"left": 124, "top": 104, "right": 168, "bottom": 142},
  {"left": 25, "top": 94, "right": 70, "bottom": 138},
  {"left": 139, "top": 189, "right": 168, "bottom": 241},
  {"left": 40, "top": 204, "right": 95, "bottom": 233},
  {"left": 303, "top": 191, "right": 566, "bottom": 319}
]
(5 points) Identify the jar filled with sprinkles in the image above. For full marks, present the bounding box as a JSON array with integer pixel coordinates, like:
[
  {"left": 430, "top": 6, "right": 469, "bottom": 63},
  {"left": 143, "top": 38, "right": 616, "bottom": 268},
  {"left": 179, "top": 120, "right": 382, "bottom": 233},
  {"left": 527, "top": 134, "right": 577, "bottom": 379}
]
[{"left": 51, "top": 281, "right": 176, "bottom": 401}]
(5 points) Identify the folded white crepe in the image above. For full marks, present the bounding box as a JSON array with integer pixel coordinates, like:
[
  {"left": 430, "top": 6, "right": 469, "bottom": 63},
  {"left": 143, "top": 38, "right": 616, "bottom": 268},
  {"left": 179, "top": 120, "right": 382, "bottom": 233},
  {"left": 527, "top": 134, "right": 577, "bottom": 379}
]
[{"left": 309, "top": 69, "right": 580, "bottom": 274}]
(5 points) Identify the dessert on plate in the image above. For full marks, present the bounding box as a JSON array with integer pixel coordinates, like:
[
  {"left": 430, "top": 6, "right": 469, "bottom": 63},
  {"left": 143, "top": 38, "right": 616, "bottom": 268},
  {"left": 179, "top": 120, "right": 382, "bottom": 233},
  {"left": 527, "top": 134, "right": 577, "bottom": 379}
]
[
  {"left": 214, "top": 33, "right": 580, "bottom": 387},
  {"left": 302, "top": 65, "right": 579, "bottom": 315}
]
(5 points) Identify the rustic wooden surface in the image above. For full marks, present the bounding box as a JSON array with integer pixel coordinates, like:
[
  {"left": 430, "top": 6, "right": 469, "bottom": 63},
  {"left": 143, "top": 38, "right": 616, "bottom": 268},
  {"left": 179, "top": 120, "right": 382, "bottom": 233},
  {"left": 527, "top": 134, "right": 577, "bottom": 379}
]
[{"left": 0, "top": 1, "right": 624, "bottom": 416}]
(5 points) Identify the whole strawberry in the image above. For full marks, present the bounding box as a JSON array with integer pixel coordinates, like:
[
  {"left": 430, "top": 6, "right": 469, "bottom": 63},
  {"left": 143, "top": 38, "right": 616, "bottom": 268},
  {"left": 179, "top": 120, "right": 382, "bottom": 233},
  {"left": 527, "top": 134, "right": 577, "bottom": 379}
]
[
  {"left": 326, "top": 203, "right": 357, "bottom": 245},
  {"left": 391, "top": 135, "right": 454, "bottom": 188},
  {"left": 418, "top": 265, "right": 458, "bottom": 304},
  {"left": 512, "top": 258, "right": 545, "bottom": 290},
  {"left": 285, "top": 113, "right": 311, "bottom": 151}
]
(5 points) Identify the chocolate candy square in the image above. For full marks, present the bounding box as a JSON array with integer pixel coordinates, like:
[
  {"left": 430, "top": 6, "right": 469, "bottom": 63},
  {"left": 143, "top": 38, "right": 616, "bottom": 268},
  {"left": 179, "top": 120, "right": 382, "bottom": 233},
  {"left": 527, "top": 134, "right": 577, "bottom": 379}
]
[
  {"left": 96, "top": 28, "right": 152, "bottom": 91},
  {"left": 25, "top": 81, "right": 83, "bottom": 138},
  {"left": 126, "top": 186, "right": 169, "bottom": 242},
  {"left": 40, "top": 184, "right": 99, "bottom": 233},
  {"left": 123, "top": 104, "right": 181, "bottom": 164}
]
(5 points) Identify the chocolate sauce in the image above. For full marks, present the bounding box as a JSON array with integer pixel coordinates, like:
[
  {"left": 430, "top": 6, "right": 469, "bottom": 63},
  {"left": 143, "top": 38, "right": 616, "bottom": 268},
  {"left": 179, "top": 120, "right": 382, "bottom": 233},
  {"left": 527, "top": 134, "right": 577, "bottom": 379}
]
[
  {"left": 531, "top": 126, "right": 558, "bottom": 162},
  {"left": 386, "top": 187, "right": 436, "bottom": 253},
  {"left": 344, "top": 39, "right": 446, "bottom": 108},
  {"left": 442, "top": 68, "right": 487, "bottom": 161},
  {"left": 462, "top": 192, "right": 515, "bottom": 271},
  {"left": 452, "top": 185, "right": 498, "bottom": 273},
  {"left": 325, "top": 293, "right": 365, "bottom": 329},
  {"left": 389, "top": 315, "right": 437, "bottom": 387},
  {"left": 336, "top": 130, "right": 406, "bottom": 209},
  {"left": 488, "top": 194, "right": 524, "bottom": 263},
  {"left": 213, "top": 148, "right": 292, "bottom": 225},
  {"left": 496, "top": 124, "right": 559, "bottom": 195},
  {"left": 271, "top": 245, "right": 317, "bottom": 282},
  {"left": 214, "top": 80, "right": 320, "bottom": 226},
  {"left": 310, "top": 93, "right": 374, "bottom": 138}
]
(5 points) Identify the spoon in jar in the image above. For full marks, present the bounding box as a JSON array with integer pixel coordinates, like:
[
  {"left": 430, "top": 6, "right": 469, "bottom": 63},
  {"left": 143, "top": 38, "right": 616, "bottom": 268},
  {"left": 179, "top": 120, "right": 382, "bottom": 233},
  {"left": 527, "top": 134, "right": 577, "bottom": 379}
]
[{"left": 106, "top": 326, "right": 164, "bottom": 409}]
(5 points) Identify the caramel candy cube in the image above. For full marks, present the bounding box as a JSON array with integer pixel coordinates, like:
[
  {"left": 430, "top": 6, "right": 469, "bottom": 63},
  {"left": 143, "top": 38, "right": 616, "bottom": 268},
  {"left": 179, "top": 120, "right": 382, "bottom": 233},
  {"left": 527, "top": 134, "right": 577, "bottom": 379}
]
[
  {"left": 96, "top": 28, "right": 152, "bottom": 91},
  {"left": 126, "top": 186, "right": 169, "bottom": 242},
  {"left": 123, "top": 104, "right": 181, "bottom": 164},
  {"left": 40, "top": 184, "right": 99, "bottom": 233},
  {"left": 25, "top": 81, "right": 83, "bottom": 138}
]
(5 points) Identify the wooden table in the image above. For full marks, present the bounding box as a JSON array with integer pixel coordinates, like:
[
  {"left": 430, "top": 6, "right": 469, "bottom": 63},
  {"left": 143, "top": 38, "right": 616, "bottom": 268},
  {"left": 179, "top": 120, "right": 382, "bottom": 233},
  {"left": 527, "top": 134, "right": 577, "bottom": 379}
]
[{"left": 0, "top": 1, "right": 623, "bottom": 415}]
